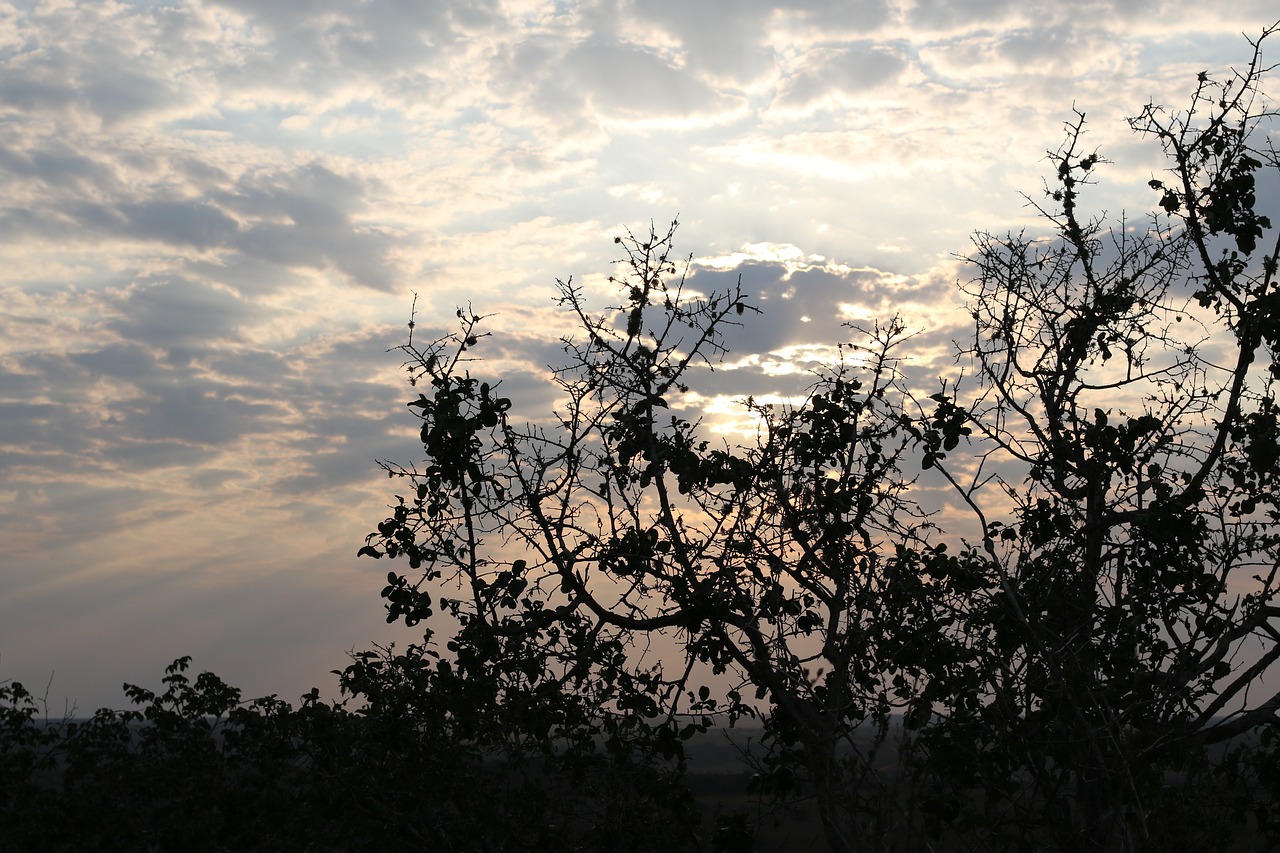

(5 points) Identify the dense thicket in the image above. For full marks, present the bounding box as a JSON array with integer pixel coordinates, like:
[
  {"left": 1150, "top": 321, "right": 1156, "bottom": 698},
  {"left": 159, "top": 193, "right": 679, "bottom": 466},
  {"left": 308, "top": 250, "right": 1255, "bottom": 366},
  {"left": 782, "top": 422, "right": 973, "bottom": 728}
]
[{"left": 0, "top": 655, "right": 704, "bottom": 852}]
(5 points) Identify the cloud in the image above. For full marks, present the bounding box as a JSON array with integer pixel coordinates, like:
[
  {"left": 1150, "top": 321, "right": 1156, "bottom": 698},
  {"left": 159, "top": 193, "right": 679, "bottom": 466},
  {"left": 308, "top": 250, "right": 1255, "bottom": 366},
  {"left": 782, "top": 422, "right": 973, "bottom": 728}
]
[
  {"left": 221, "top": 164, "right": 401, "bottom": 291},
  {"left": 617, "top": 0, "right": 778, "bottom": 84},
  {"left": 905, "top": 0, "right": 1021, "bottom": 33},
  {"left": 0, "top": 143, "right": 402, "bottom": 291},
  {"left": 567, "top": 40, "right": 738, "bottom": 119},
  {"left": 491, "top": 34, "right": 744, "bottom": 132},
  {"left": 918, "top": 26, "right": 1138, "bottom": 83},
  {"left": 0, "top": 3, "right": 221, "bottom": 127},
  {"left": 120, "top": 200, "right": 242, "bottom": 250},
  {"left": 107, "top": 277, "right": 256, "bottom": 350},
  {"left": 775, "top": 42, "right": 911, "bottom": 108},
  {"left": 685, "top": 247, "right": 962, "bottom": 361}
]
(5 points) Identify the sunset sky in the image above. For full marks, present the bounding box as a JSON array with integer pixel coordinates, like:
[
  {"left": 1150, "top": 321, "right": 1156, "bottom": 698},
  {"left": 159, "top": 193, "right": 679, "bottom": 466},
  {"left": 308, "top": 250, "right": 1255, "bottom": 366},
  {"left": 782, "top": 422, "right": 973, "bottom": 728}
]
[{"left": 2, "top": 0, "right": 1277, "bottom": 712}]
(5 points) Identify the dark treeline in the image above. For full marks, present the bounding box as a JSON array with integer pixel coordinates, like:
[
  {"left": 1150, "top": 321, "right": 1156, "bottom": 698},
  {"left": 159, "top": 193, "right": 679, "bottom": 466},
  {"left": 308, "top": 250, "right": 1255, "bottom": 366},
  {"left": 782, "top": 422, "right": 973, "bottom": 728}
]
[{"left": 1, "top": 654, "right": 711, "bottom": 852}]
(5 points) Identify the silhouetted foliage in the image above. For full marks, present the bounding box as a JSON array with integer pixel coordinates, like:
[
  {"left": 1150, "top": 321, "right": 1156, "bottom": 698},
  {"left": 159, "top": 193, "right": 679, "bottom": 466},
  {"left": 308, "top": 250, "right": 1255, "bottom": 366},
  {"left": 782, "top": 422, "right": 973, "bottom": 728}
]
[
  {"left": 362, "top": 24, "right": 1280, "bottom": 853},
  {"left": 0, "top": 654, "right": 705, "bottom": 852}
]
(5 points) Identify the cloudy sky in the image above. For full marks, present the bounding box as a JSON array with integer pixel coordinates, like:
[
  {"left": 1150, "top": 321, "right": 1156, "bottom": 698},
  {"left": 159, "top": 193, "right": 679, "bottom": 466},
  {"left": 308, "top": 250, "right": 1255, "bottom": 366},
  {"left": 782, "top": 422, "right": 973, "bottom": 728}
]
[{"left": 1, "top": 0, "right": 1277, "bottom": 712}]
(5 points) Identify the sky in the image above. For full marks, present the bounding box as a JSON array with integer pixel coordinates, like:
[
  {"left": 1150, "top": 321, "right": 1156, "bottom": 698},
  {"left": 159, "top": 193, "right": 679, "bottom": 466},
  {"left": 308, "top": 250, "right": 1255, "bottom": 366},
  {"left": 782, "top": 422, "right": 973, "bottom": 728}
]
[{"left": 1, "top": 0, "right": 1278, "bottom": 713}]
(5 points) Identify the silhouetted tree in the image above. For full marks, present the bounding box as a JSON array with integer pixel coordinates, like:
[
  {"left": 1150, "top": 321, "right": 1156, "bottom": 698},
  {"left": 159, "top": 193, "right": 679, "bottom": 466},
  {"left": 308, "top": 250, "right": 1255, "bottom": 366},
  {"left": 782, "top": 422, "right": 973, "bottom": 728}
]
[
  {"left": 363, "top": 24, "right": 1280, "bottom": 853},
  {"left": 910, "top": 23, "right": 1280, "bottom": 851}
]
